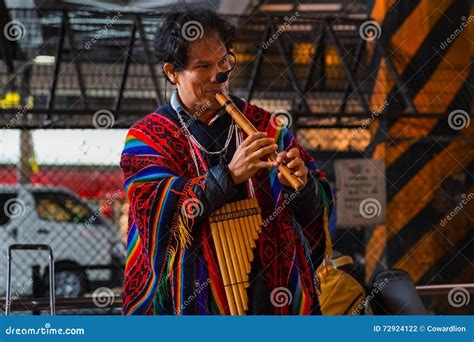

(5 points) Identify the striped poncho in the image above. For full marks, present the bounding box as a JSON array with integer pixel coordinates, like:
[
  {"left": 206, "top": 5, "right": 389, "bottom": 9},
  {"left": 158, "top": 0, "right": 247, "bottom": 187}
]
[{"left": 120, "top": 96, "right": 333, "bottom": 315}]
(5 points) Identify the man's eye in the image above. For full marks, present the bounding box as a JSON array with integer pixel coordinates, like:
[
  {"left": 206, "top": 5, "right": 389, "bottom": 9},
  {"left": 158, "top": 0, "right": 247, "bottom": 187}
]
[
  {"left": 219, "top": 59, "right": 226, "bottom": 65},
  {"left": 198, "top": 65, "right": 209, "bottom": 69}
]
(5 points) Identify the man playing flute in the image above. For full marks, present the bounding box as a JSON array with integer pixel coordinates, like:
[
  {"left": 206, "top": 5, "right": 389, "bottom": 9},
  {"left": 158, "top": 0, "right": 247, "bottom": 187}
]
[{"left": 120, "top": 6, "right": 333, "bottom": 315}]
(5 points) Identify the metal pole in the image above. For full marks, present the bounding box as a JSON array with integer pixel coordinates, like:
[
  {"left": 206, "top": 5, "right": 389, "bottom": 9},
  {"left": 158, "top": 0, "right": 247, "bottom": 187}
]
[
  {"left": 114, "top": 21, "right": 137, "bottom": 112},
  {"left": 65, "top": 13, "right": 88, "bottom": 109},
  {"left": 135, "top": 14, "right": 163, "bottom": 106},
  {"left": 325, "top": 20, "right": 371, "bottom": 114},
  {"left": 47, "top": 11, "right": 67, "bottom": 110},
  {"left": 246, "top": 25, "right": 270, "bottom": 102},
  {"left": 376, "top": 41, "right": 417, "bottom": 113}
]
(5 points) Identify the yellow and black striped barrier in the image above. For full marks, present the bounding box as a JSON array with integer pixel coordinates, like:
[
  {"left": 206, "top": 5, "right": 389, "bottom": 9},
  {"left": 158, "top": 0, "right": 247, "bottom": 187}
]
[{"left": 365, "top": 0, "right": 473, "bottom": 286}]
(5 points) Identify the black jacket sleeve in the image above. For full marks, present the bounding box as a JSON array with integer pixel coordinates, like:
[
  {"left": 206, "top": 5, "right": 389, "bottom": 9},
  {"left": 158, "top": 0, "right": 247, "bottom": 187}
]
[
  {"left": 190, "top": 164, "right": 238, "bottom": 224},
  {"left": 281, "top": 172, "right": 324, "bottom": 228}
]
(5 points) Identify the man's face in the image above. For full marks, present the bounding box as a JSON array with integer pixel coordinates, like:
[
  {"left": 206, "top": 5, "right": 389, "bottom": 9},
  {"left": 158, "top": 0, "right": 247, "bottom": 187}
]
[{"left": 172, "top": 30, "right": 231, "bottom": 115}]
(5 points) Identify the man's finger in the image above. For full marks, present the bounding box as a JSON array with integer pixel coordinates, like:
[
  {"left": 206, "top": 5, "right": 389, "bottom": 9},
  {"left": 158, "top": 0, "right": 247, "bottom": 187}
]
[
  {"left": 242, "top": 132, "right": 267, "bottom": 147},
  {"left": 276, "top": 151, "right": 287, "bottom": 164},
  {"left": 287, "top": 158, "right": 304, "bottom": 169},
  {"left": 294, "top": 168, "right": 307, "bottom": 177},
  {"left": 250, "top": 144, "right": 278, "bottom": 160},
  {"left": 286, "top": 147, "right": 300, "bottom": 159},
  {"left": 247, "top": 137, "right": 275, "bottom": 152}
]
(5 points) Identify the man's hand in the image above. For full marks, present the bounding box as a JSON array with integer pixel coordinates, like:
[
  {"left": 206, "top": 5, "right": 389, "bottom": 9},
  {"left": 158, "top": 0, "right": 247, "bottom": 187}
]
[
  {"left": 228, "top": 132, "right": 277, "bottom": 184},
  {"left": 274, "top": 147, "right": 308, "bottom": 188}
]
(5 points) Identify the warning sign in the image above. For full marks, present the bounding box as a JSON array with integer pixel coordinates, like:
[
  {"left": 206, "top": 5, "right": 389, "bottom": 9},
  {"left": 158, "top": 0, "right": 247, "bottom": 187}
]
[{"left": 335, "top": 159, "right": 386, "bottom": 227}]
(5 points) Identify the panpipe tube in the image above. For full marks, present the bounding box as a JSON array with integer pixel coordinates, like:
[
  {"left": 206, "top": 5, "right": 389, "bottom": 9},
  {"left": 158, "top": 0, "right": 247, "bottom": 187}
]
[
  {"left": 236, "top": 200, "right": 256, "bottom": 251},
  {"left": 209, "top": 220, "right": 238, "bottom": 315},
  {"left": 244, "top": 199, "right": 259, "bottom": 240},
  {"left": 220, "top": 216, "right": 248, "bottom": 311},
  {"left": 252, "top": 198, "right": 263, "bottom": 233},
  {"left": 229, "top": 202, "right": 251, "bottom": 276},
  {"left": 216, "top": 217, "right": 245, "bottom": 314},
  {"left": 227, "top": 214, "right": 248, "bottom": 285}
]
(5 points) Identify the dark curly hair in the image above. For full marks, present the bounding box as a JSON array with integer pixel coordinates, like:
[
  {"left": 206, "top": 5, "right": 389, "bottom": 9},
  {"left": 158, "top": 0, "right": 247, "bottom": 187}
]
[{"left": 154, "top": 6, "right": 236, "bottom": 78}]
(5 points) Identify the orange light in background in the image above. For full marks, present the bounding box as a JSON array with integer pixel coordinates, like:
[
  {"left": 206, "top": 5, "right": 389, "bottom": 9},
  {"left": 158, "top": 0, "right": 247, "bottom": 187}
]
[
  {"left": 325, "top": 46, "right": 340, "bottom": 65},
  {"left": 234, "top": 43, "right": 254, "bottom": 63},
  {"left": 291, "top": 43, "right": 341, "bottom": 66},
  {"left": 293, "top": 43, "right": 315, "bottom": 64}
]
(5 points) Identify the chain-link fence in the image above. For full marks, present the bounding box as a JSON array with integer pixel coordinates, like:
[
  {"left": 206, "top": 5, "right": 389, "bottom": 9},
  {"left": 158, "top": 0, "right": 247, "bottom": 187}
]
[{"left": 0, "top": 132, "right": 126, "bottom": 302}]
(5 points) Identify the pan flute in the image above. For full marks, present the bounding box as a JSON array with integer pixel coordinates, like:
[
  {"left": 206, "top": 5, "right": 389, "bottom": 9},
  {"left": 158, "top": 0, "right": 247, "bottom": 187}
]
[{"left": 209, "top": 197, "right": 262, "bottom": 315}]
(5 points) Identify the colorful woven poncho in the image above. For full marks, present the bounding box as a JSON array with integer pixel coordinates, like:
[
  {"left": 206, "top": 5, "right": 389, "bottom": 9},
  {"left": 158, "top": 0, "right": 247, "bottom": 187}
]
[{"left": 120, "top": 96, "right": 333, "bottom": 315}]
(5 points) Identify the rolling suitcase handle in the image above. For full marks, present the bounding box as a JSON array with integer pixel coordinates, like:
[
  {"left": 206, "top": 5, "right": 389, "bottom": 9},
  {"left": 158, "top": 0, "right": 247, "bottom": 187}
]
[{"left": 5, "top": 244, "right": 56, "bottom": 315}]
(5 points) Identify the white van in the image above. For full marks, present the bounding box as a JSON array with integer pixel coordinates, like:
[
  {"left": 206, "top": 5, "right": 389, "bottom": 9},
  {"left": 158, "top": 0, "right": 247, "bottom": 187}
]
[{"left": 0, "top": 184, "right": 125, "bottom": 298}]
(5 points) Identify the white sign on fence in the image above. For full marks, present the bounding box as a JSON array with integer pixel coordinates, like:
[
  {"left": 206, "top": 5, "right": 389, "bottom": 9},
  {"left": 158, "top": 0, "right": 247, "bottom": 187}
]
[{"left": 335, "top": 159, "right": 386, "bottom": 227}]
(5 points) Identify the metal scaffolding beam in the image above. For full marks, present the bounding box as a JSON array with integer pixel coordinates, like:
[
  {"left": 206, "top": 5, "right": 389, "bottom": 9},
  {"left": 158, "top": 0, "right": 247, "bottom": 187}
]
[{"left": 0, "top": 8, "right": 430, "bottom": 130}]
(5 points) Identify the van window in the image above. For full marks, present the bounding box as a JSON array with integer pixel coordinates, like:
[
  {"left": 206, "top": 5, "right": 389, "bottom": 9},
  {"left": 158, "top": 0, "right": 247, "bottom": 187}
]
[
  {"left": 0, "top": 193, "right": 18, "bottom": 226},
  {"left": 33, "top": 191, "right": 93, "bottom": 224}
]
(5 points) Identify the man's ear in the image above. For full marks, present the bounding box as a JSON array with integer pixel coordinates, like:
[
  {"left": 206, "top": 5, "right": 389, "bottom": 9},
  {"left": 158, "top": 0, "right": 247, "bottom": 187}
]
[{"left": 163, "top": 63, "right": 178, "bottom": 84}]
